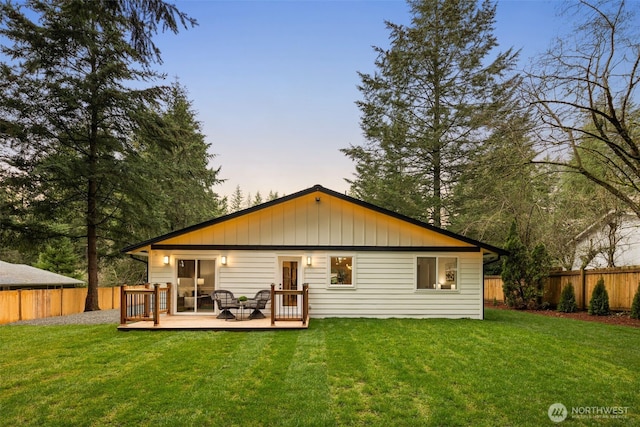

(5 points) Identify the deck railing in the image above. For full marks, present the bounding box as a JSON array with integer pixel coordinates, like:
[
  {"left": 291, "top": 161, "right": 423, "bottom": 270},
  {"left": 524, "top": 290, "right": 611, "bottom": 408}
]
[
  {"left": 271, "top": 283, "right": 309, "bottom": 326},
  {"left": 120, "top": 283, "right": 171, "bottom": 326}
]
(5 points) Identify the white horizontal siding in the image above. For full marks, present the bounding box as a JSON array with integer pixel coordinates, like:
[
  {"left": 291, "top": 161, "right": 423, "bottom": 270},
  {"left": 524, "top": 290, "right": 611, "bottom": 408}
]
[
  {"left": 308, "top": 252, "right": 483, "bottom": 319},
  {"left": 148, "top": 249, "right": 484, "bottom": 319}
]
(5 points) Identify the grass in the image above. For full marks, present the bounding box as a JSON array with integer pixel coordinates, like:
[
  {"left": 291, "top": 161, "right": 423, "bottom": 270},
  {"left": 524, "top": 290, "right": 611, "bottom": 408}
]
[{"left": 1, "top": 309, "right": 639, "bottom": 426}]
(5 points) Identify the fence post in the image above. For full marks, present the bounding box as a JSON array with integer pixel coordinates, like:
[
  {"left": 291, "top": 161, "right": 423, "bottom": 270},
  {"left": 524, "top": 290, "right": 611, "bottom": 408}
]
[
  {"left": 580, "top": 268, "right": 586, "bottom": 310},
  {"left": 120, "top": 285, "right": 127, "bottom": 325}
]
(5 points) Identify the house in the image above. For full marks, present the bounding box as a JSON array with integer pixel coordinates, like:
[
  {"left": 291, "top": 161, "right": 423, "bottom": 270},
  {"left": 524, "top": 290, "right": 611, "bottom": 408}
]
[
  {"left": 572, "top": 211, "right": 640, "bottom": 270},
  {"left": 122, "top": 185, "right": 506, "bottom": 320},
  {"left": 0, "top": 260, "right": 84, "bottom": 290}
]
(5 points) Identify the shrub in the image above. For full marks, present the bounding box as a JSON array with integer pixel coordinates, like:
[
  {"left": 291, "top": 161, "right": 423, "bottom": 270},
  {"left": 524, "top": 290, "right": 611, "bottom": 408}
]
[
  {"left": 557, "top": 283, "right": 578, "bottom": 313},
  {"left": 588, "top": 277, "right": 610, "bottom": 316},
  {"left": 631, "top": 283, "right": 640, "bottom": 320}
]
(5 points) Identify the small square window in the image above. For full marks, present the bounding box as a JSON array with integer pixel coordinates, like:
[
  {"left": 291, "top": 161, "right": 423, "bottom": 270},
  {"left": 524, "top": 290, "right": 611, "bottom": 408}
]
[
  {"left": 417, "top": 257, "right": 457, "bottom": 290},
  {"left": 330, "top": 256, "right": 353, "bottom": 286}
]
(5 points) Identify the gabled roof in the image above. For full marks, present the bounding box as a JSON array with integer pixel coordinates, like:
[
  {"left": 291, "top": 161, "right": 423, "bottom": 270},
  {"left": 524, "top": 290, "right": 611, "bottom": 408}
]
[
  {"left": 0, "top": 261, "right": 84, "bottom": 288},
  {"left": 122, "top": 184, "right": 507, "bottom": 258}
]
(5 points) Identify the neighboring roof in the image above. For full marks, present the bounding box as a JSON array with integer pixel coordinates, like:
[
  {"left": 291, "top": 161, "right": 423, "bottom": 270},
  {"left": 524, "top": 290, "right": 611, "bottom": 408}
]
[
  {"left": 122, "top": 184, "right": 507, "bottom": 258},
  {"left": 573, "top": 210, "right": 638, "bottom": 242},
  {"left": 0, "top": 261, "right": 85, "bottom": 287}
]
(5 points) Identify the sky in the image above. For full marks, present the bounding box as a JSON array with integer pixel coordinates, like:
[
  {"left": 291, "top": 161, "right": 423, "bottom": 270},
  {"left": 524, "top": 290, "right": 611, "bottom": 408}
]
[{"left": 153, "top": 0, "right": 566, "bottom": 199}]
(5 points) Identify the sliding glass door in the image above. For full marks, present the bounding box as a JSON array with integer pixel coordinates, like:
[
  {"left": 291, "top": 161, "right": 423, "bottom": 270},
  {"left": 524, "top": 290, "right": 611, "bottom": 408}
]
[{"left": 176, "top": 259, "right": 216, "bottom": 313}]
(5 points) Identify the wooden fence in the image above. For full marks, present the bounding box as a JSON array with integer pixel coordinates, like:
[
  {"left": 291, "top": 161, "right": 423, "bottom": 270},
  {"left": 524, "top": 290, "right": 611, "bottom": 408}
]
[
  {"left": 485, "top": 267, "right": 640, "bottom": 310},
  {"left": 0, "top": 287, "right": 122, "bottom": 325}
]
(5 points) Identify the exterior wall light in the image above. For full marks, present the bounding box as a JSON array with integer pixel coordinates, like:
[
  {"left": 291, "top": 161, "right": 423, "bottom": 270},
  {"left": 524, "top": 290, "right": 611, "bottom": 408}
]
[
  {"left": 163, "top": 256, "right": 170, "bottom": 265},
  {"left": 307, "top": 256, "right": 312, "bottom": 266},
  {"left": 221, "top": 256, "right": 227, "bottom": 266}
]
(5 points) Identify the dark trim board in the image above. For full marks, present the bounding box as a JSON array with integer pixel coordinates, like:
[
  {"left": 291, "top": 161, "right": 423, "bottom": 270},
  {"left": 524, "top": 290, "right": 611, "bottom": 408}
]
[{"left": 150, "top": 244, "right": 482, "bottom": 252}]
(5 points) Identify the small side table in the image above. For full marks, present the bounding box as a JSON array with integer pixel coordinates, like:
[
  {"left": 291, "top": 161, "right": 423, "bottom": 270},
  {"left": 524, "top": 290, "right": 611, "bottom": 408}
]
[{"left": 236, "top": 301, "right": 247, "bottom": 320}]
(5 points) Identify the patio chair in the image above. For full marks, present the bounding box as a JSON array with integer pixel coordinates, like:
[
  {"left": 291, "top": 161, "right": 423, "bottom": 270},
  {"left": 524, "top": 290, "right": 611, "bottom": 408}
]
[
  {"left": 213, "top": 290, "right": 239, "bottom": 320},
  {"left": 245, "top": 289, "right": 271, "bottom": 319}
]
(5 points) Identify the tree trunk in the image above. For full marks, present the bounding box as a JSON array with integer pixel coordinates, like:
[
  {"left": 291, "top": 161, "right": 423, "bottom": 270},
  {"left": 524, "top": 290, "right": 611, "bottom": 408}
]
[
  {"left": 85, "top": 66, "right": 100, "bottom": 312},
  {"left": 85, "top": 185, "right": 100, "bottom": 311},
  {"left": 433, "top": 147, "right": 442, "bottom": 228},
  {"left": 432, "top": 75, "right": 442, "bottom": 228}
]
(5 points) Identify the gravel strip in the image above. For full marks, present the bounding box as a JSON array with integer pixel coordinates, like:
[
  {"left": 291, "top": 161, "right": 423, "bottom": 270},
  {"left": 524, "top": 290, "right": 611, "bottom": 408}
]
[{"left": 5, "top": 309, "right": 120, "bottom": 326}]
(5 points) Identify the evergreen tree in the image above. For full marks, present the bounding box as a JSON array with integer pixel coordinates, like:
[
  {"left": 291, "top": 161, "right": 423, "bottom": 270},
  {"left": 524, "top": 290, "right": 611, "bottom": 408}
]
[
  {"left": 449, "top": 108, "right": 542, "bottom": 248},
  {"left": 501, "top": 222, "right": 529, "bottom": 309},
  {"left": 557, "top": 283, "right": 578, "bottom": 313},
  {"left": 528, "top": 243, "right": 551, "bottom": 307},
  {"left": 267, "top": 191, "right": 280, "bottom": 201},
  {"left": 0, "top": 0, "right": 195, "bottom": 310},
  {"left": 501, "top": 221, "right": 550, "bottom": 309},
  {"left": 252, "top": 191, "right": 263, "bottom": 207},
  {"left": 588, "top": 277, "right": 610, "bottom": 316},
  {"left": 631, "top": 283, "right": 640, "bottom": 320},
  {"left": 229, "top": 186, "right": 245, "bottom": 212},
  {"left": 124, "top": 81, "right": 224, "bottom": 241},
  {"left": 343, "top": 0, "right": 518, "bottom": 226},
  {"left": 34, "top": 238, "right": 82, "bottom": 280}
]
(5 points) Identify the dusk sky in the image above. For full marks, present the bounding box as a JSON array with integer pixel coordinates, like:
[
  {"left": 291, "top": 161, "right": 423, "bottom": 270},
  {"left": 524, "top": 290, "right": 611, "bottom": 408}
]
[{"left": 153, "top": 0, "right": 565, "bottom": 199}]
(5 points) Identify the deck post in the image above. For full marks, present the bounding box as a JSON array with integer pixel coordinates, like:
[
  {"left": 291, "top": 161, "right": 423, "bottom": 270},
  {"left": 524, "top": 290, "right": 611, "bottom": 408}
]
[
  {"left": 166, "top": 283, "right": 172, "bottom": 316},
  {"left": 153, "top": 284, "right": 160, "bottom": 326},
  {"left": 270, "top": 283, "right": 275, "bottom": 326},
  {"left": 120, "top": 285, "right": 127, "bottom": 325},
  {"left": 302, "top": 283, "right": 309, "bottom": 325},
  {"left": 143, "top": 283, "right": 151, "bottom": 318}
]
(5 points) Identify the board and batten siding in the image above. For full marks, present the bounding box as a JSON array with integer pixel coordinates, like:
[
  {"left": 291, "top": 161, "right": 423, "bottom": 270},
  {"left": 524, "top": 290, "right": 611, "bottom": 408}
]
[
  {"left": 147, "top": 249, "right": 484, "bottom": 320},
  {"left": 158, "top": 193, "right": 472, "bottom": 248}
]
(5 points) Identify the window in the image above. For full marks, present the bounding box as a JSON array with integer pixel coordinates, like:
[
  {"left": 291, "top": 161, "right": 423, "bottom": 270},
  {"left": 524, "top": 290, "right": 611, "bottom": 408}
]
[
  {"left": 329, "top": 256, "right": 353, "bottom": 287},
  {"left": 417, "top": 257, "right": 457, "bottom": 290}
]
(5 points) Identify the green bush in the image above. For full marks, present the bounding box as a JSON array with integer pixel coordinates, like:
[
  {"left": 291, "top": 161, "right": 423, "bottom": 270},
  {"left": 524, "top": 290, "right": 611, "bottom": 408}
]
[
  {"left": 588, "top": 277, "right": 610, "bottom": 316},
  {"left": 631, "top": 283, "right": 640, "bottom": 320},
  {"left": 557, "top": 283, "right": 578, "bottom": 313}
]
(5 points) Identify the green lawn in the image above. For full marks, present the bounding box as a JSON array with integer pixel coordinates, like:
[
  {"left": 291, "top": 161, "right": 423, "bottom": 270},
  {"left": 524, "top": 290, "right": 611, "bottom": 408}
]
[{"left": 1, "top": 309, "right": 638, "bottom": 426}]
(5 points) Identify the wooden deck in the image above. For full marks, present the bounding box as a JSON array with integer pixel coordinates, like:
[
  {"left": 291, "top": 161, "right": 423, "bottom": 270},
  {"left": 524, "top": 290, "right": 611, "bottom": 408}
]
[{"left": 118, "top": 314, "right": 309, "bottom": 331}]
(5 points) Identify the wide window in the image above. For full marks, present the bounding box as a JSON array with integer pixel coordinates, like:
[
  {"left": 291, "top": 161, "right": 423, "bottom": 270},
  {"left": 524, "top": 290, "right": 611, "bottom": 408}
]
[
  {"left": 329, "top": 256, "right": 353, "bottom": 287},
  {"left": 417, "top": 257, "right": 457, "bottom": 290}
]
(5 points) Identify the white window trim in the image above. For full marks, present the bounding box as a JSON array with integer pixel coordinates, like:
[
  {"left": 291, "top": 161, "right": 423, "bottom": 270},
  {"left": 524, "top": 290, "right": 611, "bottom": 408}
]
[
  {"left": 414, "top": 255, "right": 460, "bottom": 292},
  {"left": 327, "top": 254, "right": 356, "bottom": 289}
]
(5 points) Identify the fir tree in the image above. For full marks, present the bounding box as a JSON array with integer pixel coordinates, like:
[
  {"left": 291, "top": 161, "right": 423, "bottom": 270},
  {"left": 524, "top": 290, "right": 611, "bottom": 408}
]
[
  {"left": 34, "top": 238, "right": 82, "bottom": 279},
  {"left": 0, "top": 0, "right": 195, "bottom": 310},
  {"left": 557, "top": 283, "right": 578, "bottom": 313},
  {"left": 501, "top": 222, "right": 529, "bottom": 309},
  {"left": 343, "top": 0, "right": 518, "bottom": 225},
  {"left": 630, "top": 283, "right": 640, "bottom": 320},
  {"left": 588, "top": 277, "right": 610, "bottom": 316}
]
